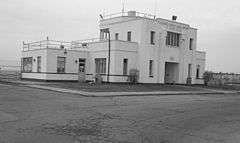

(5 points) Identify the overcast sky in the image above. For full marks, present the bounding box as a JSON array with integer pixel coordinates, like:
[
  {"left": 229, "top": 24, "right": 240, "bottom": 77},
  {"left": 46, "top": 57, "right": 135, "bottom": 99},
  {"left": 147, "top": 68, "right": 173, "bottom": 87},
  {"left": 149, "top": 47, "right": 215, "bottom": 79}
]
[{"left": 0, "top": 0, "right": 239, "bottom": 73}]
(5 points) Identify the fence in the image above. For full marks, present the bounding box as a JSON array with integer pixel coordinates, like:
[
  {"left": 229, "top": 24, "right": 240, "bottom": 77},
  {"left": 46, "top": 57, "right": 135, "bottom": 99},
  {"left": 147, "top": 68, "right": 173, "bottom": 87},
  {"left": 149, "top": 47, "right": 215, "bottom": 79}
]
[{"left": 0, "top": 65, "right": 21, "bottom": 81}]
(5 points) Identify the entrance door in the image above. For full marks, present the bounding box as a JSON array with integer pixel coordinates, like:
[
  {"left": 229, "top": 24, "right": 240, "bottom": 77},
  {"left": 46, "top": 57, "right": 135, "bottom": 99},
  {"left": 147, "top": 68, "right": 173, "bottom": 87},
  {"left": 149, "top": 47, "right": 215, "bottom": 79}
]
[
  {"left": 164, "top": 62, "right": 179, "bottom": 84},
  {"left": 78, "top": 58, "right": 86, "bottom": 81}
]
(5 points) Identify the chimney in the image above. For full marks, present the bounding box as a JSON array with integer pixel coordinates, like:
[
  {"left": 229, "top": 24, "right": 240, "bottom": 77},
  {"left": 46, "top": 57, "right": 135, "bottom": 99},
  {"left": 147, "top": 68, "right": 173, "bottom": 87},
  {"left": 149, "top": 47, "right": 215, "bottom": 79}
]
[{"left": 172, "top": 15, "right": 177, "bottom": 21}]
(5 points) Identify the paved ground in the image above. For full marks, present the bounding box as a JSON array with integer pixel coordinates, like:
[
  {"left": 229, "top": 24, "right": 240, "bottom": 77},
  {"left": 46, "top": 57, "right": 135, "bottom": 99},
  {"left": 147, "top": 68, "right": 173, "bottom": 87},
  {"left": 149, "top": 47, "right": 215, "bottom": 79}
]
[{"left": 1, "top": 83, "right": 240, "bottom": 143}]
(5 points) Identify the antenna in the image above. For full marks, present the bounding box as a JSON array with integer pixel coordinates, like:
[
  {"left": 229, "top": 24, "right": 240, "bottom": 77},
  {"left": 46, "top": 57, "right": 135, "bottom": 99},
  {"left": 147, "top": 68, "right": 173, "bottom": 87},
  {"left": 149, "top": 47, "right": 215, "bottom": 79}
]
[
  {"left": 154, "top": 0, "right": 157, "bottom": 18},
  {"left": 121, "top": 0, "right": 125, "bottom": 14}
]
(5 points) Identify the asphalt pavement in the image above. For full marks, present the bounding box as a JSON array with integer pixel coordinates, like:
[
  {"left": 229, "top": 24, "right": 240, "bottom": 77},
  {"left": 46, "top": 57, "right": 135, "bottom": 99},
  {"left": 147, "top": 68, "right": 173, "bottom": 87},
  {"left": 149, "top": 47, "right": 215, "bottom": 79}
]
[{"left": 1, "top": 83, "right": 240, "bottom": 143}]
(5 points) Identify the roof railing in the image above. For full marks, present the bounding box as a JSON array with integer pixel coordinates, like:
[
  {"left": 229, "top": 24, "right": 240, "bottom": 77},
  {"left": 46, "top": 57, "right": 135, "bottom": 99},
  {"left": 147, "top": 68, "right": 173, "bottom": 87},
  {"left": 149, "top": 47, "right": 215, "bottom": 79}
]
[
  {"left": 22, "top": 38, "right": 110, "bottom": 51},
  {"left": 101, "top": 11, "right": 156, "bottom": 20}
]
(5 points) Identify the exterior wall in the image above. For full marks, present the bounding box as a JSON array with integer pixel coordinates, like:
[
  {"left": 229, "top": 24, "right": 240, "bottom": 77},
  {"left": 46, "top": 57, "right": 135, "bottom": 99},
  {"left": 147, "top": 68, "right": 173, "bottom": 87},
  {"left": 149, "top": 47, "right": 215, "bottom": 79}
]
[
  {"left": 21, "top": 12, "right": 206, "bottom": 84},
  {"left": 22, "top": 49, "right": 47, "bottom": 73},
  {"left": 21, "top": 48, "right": 89, "bottom": 81},
  {"left": 88, "top": 40, "right": 138, "bottom": 82}
]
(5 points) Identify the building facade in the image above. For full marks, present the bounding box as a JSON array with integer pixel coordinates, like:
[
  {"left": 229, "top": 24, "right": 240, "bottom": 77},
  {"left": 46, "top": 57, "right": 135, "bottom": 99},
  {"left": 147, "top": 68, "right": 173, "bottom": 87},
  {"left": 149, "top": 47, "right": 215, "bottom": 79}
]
[{"left": 21, "top": 11, "right": 206, "bottom": 84}]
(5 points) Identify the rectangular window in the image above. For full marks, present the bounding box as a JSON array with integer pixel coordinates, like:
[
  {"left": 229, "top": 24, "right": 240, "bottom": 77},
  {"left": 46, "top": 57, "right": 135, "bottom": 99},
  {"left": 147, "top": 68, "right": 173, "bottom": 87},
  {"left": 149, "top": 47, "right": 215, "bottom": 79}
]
[
  {"left": 166, "top": 31, "right": 180, "bottom": 47},
  {"left": 150, "top": 31, "right": 155, "bottom": 45},
  {"left": 115, "top": 33, "right": 119, "bottom": 40},
  {"left": 57, "top": 57, "right": 66, "bottom": 73},
  {"left": 196, "top": 65, "right": 200, "bottom": 79},
  {"left": 149, "top": 60, "right": 153, "bottom": 77},
  {"left": 95, "top": 58, "right": 106, "bottom": 74},
  {"left": 188, "top": 64, "right": 192, "bottom": 77},
  {"left": 189, "top": 38, "right": 193, "bottom": 50},
  {"left": 22, "top": 57, "right": 32, "bottom": 72},
  {"left": 37, "top": 56, "right": 41, "bottom": 72},
  {"left": 127, "top": 31, "right": 131, "bottom": 41},
  {"left": 123, "top": 59, "right": 128, "bottom": 75}
]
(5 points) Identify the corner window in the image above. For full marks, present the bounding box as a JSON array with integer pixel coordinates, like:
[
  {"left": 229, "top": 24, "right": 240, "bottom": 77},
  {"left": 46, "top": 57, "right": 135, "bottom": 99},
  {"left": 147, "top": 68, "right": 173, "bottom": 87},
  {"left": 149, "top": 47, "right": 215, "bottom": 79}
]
[
  {"left": 115, "top": 33, "right": 119, "bottom": 40},
  {"left": 127, "top": 31, "right": 131, "bottom": 41},
  {"left": 95, "top": 58, "right": 106, "bottom": 74},
  {"left": 189, "top": 38, "right": 193, "bottom": 50},
  {"left": 150, "top": 31, "right": 155, "bottom": 45},
  {"left": 149, "top": 60, "right": 154, "bottom": 77},
  {"left": 57, "top": 57, "right": 66, "bottom": 73},
  {"left": 37, "top": 56, "right": 41, "bottom": 72},
  {"left": 123, "top": 59, "right": 128, "bottom": 75},
  {"left": 22, "top": 57, "right": 32, "bottom": 72},
  {"left": 166, "top": 31, "right": 180, "bottom": 47}
]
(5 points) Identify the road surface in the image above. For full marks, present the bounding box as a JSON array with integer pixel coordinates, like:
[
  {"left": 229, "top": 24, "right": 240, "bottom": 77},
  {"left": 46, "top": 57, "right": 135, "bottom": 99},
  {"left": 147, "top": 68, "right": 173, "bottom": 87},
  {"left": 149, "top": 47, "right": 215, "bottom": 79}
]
[{"left": 0, "top": 83, "right": 240, "bottom": 143}]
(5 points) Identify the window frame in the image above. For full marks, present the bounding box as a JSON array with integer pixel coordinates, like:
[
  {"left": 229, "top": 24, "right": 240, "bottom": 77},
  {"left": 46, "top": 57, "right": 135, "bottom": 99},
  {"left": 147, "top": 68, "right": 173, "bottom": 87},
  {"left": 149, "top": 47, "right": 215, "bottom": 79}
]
[
  {"left": 37, "top": 56, "right": 41, "bottom": 73},
  {"left": 57, "top": 57, "right": 66, "bottom": 73},
  {"left": 189, "top": 38, "right": 193, "bottom": 50},
  {"left": 22, "top": 57, "right": 33, "bottom": 72},
  {"left": 115, "top": 33, "right": 119, "bottom": 40},
  {"left": 196, "top": 65, "right": 200, "bottom": 79},
  {"left": 123, "top": 58, "right": 128, "bottom": 75},
  {"left": 188, "top": 64, "right": 192, "bottom": 78},
  {"left": 150, "top": 31, "right": 155, "bottom": 45},
  {"left": 127, "top": 31, "right": 132, "bottom": 42},
  {"left": 166, "top": 31, "right": 180, "bottom": 47},
  {"left": 95, "top": 58, "right": 106, "bottom": 74},
  {"left": 149, "top": 60, "right": 154, "bottom": 77}
]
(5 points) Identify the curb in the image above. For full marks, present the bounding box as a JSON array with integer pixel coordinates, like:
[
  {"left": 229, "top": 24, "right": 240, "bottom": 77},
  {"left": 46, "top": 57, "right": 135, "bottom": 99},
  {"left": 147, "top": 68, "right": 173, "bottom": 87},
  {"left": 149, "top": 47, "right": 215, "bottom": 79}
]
[
  {"left": 23, "top": 84, "right": 232, "bottom": 97},
  {"left": 0, "top": 80, "right": 239, "bottom": 97}
]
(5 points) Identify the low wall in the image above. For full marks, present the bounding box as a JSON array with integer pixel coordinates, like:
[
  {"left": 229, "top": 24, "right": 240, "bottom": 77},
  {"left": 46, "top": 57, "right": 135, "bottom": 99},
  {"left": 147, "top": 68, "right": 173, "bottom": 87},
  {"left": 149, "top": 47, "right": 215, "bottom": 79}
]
[{"left": 21, "top": 72, "right": 78, "bottom": 81}]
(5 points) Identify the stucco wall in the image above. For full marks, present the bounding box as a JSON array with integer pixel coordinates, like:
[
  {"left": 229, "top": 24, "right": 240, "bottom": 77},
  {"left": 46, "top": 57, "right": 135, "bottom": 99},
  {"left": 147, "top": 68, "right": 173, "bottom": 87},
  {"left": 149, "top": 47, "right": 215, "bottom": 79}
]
[{"left": 22, "top": 49, "right": 47, "bottom": 72}]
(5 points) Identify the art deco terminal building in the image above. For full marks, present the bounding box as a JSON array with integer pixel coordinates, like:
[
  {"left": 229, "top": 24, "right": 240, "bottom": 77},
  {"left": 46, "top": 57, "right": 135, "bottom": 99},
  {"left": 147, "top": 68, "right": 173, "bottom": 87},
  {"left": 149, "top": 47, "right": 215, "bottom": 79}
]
[{"left": 21, "top": 11, "right": 206, "bottom": 84}]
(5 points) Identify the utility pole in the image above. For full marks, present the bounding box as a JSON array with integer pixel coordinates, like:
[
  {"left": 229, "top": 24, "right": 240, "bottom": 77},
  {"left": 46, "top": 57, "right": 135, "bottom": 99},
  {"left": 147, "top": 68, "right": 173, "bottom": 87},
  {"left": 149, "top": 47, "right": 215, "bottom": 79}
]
[{"left": 107, "top": 29, "right": 111, "bottom": 83}]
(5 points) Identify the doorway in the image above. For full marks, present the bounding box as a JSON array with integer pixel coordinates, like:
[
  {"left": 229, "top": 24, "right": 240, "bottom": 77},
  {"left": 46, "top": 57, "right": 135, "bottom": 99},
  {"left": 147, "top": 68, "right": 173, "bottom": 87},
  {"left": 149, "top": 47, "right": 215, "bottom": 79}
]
[
  {"left": 164, "top": 62, "right": 179, "bottom": 84},
  {"left": 78, "top": 58, "right": 86, "bottom": 82}
]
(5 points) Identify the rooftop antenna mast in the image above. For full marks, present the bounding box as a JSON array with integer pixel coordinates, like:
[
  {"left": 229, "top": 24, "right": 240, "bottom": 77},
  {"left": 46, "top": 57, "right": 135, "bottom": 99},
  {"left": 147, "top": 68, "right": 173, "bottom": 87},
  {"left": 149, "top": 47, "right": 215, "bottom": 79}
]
[
  {"left": 154, "top": 0, "right": 157, "bottom": 19},
  {"left": 121, "top": 0, "right": 125, "bottom": 15}
]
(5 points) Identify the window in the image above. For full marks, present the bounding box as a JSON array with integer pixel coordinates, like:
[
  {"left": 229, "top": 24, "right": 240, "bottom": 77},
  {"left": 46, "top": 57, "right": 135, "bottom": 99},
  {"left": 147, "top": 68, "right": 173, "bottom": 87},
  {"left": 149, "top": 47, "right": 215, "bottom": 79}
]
[
  {"left": 188, "top": 64, "right": 192, "bottom": 77},
  {"left": 95, "top": 58, "right": 106, "bottom": 74},
  {"left": 150, "top": 31, "right": 155, "bottom": 45},
  {"left": 127, "top": 31, "right": 131, "bottom": 41},
  {"left": 37, "top": 56, "right": 41, "bottom": 72},
  {"left": 115, "top": 33, "right": 119, "bottom": 40},
  {"left": 189, "top": 38, "right": 193, "bottom": 50},
  {"left": 57, "top": 57, "right": 66, "bottom": 73},
  {"left": 22, "top": 57, "right": 32, "bottom": 72},
  {"left": 196, "top": 65, "right": 200, "bottom": 79},
  {"left": 79, "top": 58, "right": 86, "bottom": 73},
  {"left": 149, "top": 60, "right": 154, "bottom": 77},
  {"left": 166, "top": 31, "right": 180, "bottom": 47},
  {"left": 123, "top": 59, "right": 128, "bottom": 75}
]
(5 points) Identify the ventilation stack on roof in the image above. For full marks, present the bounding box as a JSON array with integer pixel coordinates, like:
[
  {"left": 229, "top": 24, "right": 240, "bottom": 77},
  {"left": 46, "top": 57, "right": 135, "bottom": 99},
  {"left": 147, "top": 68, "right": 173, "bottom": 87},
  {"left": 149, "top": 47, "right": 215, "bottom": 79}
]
[
  {"left": 172, "top": 15, "right": 177, "bottom": 21},
  {"left": 128, "top": 11, "right": 136, "bottom": 17}
]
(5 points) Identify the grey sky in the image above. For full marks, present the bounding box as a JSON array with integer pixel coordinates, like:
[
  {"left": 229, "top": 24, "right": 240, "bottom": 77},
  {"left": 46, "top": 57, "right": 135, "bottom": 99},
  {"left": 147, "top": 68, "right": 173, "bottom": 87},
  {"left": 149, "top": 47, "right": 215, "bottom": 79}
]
[{"left": 0, "top": 0, "right": 239, "bottom": 73}]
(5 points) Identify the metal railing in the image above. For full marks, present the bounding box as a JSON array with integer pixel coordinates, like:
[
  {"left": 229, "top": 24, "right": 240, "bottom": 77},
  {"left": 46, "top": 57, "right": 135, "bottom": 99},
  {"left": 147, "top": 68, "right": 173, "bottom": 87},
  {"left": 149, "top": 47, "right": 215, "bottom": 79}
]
[
  {"left": 102, "top": 11, "right": 156, "bottom": 20},
  {"left": 22, "top": 38, "right": 111, "bottom": 51},
  {"left": 22, "top": 39, "right": 92, "bottom": 51},
  {"left": 22, "top": 40, "right": 73, "bottom": 51}
]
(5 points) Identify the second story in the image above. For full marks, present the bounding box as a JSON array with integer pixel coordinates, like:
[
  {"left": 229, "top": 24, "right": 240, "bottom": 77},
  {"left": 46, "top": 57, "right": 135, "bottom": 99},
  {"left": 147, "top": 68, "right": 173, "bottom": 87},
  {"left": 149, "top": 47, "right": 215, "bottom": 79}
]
[{"left": 99, "top": 10, "right": 199, "bottom": 53}]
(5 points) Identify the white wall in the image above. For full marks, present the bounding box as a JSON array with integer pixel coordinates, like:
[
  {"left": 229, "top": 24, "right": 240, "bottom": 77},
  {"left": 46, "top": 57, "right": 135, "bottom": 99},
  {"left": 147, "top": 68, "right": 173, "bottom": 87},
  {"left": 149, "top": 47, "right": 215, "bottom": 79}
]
[{"left": 22, "top": 49, "right": 47, "bottom": 72}]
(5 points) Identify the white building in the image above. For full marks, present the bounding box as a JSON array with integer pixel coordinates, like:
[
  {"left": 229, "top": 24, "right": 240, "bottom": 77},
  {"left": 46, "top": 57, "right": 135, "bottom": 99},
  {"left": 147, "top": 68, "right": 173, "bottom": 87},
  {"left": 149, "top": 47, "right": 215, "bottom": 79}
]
[{"left": 21, "top": 11, "right": 206, "bottom": 84}]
